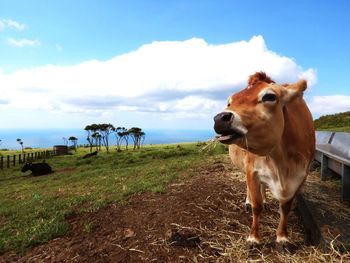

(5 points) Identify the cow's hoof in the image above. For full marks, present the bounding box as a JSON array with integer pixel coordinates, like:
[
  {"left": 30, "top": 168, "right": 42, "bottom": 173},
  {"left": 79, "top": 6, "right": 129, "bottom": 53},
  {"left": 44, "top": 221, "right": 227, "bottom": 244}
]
[
  {"left": 247, "top": 238, "right": 262, "bottom": 256},
  {"left": 247, "top": 235, "right": 261, "bottom": 247},
  {"left": 247, "top": 246, "right": 262, "bottom": 258},
  {"left": 244, "top": 203, "right": 251, "bottom": 213},
  {"left": 275, "top": 238, "right": 293, "bottom": 253}
]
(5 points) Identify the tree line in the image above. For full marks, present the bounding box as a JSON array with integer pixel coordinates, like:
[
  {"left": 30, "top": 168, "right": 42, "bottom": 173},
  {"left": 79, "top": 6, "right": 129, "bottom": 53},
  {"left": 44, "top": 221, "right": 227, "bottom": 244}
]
[
  {"left": 0, "top": 124, "right": 145, "bottom": 153},
  {"left": 84, "top": 124, "right": 145, "bottom": 153}
]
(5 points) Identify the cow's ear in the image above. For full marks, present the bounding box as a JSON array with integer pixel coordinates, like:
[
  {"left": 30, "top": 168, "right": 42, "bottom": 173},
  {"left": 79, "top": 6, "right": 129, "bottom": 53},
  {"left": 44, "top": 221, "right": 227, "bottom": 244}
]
[{"left": 281, "top": 79, "right": 307, "bottom": 103}]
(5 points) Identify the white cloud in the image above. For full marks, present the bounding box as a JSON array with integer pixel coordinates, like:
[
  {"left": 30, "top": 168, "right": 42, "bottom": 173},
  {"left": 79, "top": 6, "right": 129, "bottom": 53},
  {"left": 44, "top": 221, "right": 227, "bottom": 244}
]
[
  {"left": 307, "top": 95, "right": 350, "bottom": 118},
  {"left": 0, "top": 35, "right": 317, "bottom": 120},
  {"left": 7, "top": 38, "right": 41, "bottom": 47},
  {"left": 0, "top": 19, "right": 26, "bottom": 31}
]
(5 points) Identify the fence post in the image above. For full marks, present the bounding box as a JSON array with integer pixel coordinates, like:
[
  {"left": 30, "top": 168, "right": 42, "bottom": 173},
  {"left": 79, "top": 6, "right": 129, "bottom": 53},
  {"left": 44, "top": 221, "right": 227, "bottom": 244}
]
[
  {"left": 23, "top": 153, "right": 26, "bottom": 163},
  {"left": 341, "top": 165, "right": 350, "bottom": 200},
  {"left": 13, "top": 155, "right": 16, "bottom": 166},
  {"left": 0, "top": 156, "right": 3, "bottom": 170},
  {"left": 7, "top": 156, "right": 10, "bottom": 168},
  {"left": 320, "top": 153, "right": 328, "bottom": 180},
  {"left": 19, "top": 154, "right": 22, "bottom": 164},
  {"left": 31, "top": 153, "right": 34, "bottom": 160}
]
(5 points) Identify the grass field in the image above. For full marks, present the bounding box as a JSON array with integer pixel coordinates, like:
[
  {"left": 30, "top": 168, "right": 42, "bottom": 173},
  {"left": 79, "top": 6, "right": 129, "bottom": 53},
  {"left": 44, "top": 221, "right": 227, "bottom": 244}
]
[
  {"left": 314, "top": 111, "right": 350, "bottom": 132},
  {"left": 0, "top": 142, "right": 227, "bottom": 254}
]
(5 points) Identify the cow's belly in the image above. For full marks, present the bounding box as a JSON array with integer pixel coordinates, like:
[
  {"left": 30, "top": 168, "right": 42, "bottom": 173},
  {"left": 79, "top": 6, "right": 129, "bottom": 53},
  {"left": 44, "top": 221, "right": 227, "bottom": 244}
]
[{"left": 256, "top": 165, "right": 307, "bottom": 202}]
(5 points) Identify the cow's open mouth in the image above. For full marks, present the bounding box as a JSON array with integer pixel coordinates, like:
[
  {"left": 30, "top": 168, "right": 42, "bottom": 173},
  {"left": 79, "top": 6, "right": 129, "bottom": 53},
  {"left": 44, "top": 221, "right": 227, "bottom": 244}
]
[{"left": 216, "top": 129, "right": 244, "bottom": 144}]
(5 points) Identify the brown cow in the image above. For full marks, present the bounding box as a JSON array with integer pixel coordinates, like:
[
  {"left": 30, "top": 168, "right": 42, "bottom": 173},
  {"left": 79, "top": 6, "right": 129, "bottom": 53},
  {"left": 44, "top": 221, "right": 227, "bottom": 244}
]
[{"left": 214, "top": 72, "right": 315, "bottom": 247}]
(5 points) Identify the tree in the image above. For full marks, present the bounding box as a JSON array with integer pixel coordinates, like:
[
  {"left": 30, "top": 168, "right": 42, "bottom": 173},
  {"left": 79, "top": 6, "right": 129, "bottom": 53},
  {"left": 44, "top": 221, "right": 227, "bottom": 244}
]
[
  {"left": 115, "top": 127, "right": 129, "bottom": 151},
  {"left": 62, "top": 137, "right": 68, "bottom": 146},
  {"left": 128, "top": 127, "right": 145, "bottom": 150},
  {"left": 16, "top": 138, "right": 24, "bottom": 153},
  {"left": 85, "top": 124, "right": 99, "bottom": 152},
  {"left": 68, "top": 136, "right": 78, "bottom": 151},
  {"left": 98, "top": 123, "right": 115, "bottom": 153},
  {"left": 91, "top": 131, "right": 102, "bottom": 151}
]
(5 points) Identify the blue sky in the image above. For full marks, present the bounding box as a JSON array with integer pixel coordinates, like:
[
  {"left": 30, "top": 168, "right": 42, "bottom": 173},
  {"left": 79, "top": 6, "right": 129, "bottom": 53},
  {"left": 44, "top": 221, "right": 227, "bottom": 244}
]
[{"left": 0, "top": 0, "right": 349, "bottom": 130}]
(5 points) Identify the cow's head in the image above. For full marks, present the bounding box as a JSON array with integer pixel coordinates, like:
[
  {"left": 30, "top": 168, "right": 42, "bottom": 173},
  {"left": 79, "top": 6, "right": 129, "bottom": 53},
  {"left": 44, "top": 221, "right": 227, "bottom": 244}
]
[
  {"left": 214, "top": 72, "right": 307, "bottom": 155},
  {"left": 21, "top": 162, "right": 32, "bottom": 172}
]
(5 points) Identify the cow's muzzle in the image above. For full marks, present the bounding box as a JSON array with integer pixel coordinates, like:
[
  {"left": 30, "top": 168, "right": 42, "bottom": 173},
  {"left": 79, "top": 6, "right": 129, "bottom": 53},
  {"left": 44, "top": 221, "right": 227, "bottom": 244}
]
[{"left": 213, "top": 112, "right": 245, "bottom": 143}]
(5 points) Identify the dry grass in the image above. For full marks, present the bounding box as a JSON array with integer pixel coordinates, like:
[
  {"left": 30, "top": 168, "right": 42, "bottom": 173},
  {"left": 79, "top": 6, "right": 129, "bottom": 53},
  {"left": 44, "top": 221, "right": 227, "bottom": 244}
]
[
  {"left": 171, "top": 156, "right": 350, "bottom": 262},
  {"left": 168, "top": 202, "right": 350, "bottom": 262}
]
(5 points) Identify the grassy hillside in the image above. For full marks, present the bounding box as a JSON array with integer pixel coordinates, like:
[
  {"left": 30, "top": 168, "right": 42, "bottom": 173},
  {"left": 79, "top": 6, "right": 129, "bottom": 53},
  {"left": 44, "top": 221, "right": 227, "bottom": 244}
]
[
  {"left": 0, "top": 142, "right": 227, "bottom": 254},
  {"left": 314, "top": 111, "right": 350, "bottom": 132}
]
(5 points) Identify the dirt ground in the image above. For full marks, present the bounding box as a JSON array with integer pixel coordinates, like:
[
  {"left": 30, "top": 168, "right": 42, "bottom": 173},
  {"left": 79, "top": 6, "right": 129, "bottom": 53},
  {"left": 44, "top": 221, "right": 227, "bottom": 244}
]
[{"left": 1, "top": 156, "right": 306, "bottom": 263}]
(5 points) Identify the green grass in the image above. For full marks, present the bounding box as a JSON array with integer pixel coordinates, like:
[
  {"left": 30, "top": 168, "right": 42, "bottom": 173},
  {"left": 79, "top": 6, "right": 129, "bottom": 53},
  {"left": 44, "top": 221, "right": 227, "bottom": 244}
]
[
  {"left": 0, "top": 142, "right": 227, "bottom": 254},
  {"left": 314, "top": 111, "right": 350, "bottom": 132}
]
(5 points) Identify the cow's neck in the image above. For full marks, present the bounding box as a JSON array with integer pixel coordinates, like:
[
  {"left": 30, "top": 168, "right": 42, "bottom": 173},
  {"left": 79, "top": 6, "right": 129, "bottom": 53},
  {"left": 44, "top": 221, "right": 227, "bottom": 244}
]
[
  {"left": 266, "top": 107, "right": 306, "bottom": 189},
  {"left": 267, "top": 142, "right": 290, "bottom": 189}
]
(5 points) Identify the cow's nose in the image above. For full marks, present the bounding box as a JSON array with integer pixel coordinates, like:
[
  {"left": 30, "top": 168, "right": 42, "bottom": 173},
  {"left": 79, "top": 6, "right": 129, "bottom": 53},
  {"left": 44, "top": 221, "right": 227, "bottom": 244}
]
[
  {"left": 213, "top": 112, "right": 234, "bottom": 134},
  {"left": 214, "top": 112, "right": 233, "bottom": 123}
]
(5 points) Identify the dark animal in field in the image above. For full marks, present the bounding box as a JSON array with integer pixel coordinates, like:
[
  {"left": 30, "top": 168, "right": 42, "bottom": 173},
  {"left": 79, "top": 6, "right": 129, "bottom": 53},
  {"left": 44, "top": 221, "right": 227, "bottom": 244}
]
[
  {"left": 82, "top": 151, "right": 98, "bottom": 159},
  {"left": 21, "top": 162, "right": 53, "bottom": 176}
]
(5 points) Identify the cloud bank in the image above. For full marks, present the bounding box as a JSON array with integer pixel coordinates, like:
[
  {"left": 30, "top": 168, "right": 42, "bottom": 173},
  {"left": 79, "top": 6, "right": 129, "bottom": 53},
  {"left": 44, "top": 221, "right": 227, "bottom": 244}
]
[
  {"left": 308, "top": 95, "right": 350, "bottom": 117},
  {"left": 1, "top": 36, "right": 320, "bottom": 120},
  {"left": 0, "top": 19, "right": 26, "bottom": 31},
  {"left": 7, "top": 38, "right": 41, "bottom": 47}
]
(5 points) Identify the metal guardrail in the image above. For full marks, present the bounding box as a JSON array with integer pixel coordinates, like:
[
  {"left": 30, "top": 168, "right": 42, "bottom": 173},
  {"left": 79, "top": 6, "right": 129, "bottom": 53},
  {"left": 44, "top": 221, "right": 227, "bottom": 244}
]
[{"left": 315, "top": 131, "right": 350, "bottom": 200}]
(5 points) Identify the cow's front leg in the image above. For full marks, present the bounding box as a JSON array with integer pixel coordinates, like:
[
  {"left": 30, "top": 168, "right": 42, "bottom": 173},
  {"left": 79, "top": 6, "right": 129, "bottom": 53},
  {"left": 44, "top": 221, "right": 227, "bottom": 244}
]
[
  {"left": 276, "top": 198, "right": 294, "bottom": 248},
  {"left": 245, "top": 183, "right": 267, "bottom": 212},
  {"left": 246, "top": 172, "right": 263, "bottom": 244}
]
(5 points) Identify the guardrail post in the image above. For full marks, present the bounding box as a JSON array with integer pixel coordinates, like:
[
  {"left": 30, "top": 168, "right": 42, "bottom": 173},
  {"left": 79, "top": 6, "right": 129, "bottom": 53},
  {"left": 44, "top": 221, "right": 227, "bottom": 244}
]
[
  {"left": 320, "top": 153, "right": 328, "bottom": 180},
  {"left": 341, "top": 164, "right": 350, "bottom": 200}
]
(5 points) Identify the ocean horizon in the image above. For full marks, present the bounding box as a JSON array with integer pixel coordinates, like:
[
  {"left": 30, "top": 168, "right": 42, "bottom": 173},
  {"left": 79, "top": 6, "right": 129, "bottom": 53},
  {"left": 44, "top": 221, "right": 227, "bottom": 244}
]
[{"left": 0, "top": 129, "right": 216, "bottom": 150}]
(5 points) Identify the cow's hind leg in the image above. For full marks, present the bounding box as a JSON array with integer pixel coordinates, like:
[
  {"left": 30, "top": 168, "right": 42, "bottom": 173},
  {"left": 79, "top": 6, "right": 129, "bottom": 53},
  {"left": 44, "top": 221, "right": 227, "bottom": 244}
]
[
  {"left": 246, "top": 172, "right": 263, "bottom": 244},
  {"left": 276, "top": 198, "right": 294, "bottom": 250}
]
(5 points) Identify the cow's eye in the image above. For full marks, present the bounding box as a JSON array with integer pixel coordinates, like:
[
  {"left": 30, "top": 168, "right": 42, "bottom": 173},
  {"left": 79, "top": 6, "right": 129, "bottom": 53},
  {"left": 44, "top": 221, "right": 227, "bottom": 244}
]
[{"left": 262, "top": 93, "right": 277, "bottom": 103}]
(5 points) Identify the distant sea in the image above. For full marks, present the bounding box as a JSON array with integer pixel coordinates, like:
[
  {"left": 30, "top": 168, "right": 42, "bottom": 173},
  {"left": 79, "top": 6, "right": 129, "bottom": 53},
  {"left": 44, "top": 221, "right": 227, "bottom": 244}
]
[{"left": 0, "top": 129, "right": 216, "bottom": 150}]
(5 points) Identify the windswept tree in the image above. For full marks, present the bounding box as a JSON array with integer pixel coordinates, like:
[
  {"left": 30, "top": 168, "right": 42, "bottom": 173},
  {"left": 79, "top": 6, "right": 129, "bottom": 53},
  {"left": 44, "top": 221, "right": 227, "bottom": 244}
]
[
  {"left": 62, "top": 137, "right": 68, "bottom": 146},
  {"left": 68, "top": 136, "right": 78, "bottom": 151},
  {"left": 91, "top": 131, "right": 102, "bottom": 151},
  {"left": 16, "top": 138, "right": 24, "bottom": 153},
  {"left": 115, "top": 127, "right": 129, "bottom": 151},
  {"left": 128, "top": 127, "right": 145, "bottom": 150},
  {"left": 85, "top": 124, "right": 99, "bottom": 152},
  {"left": 98, "top": 123, "right": 115, "bottom": 153}
]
